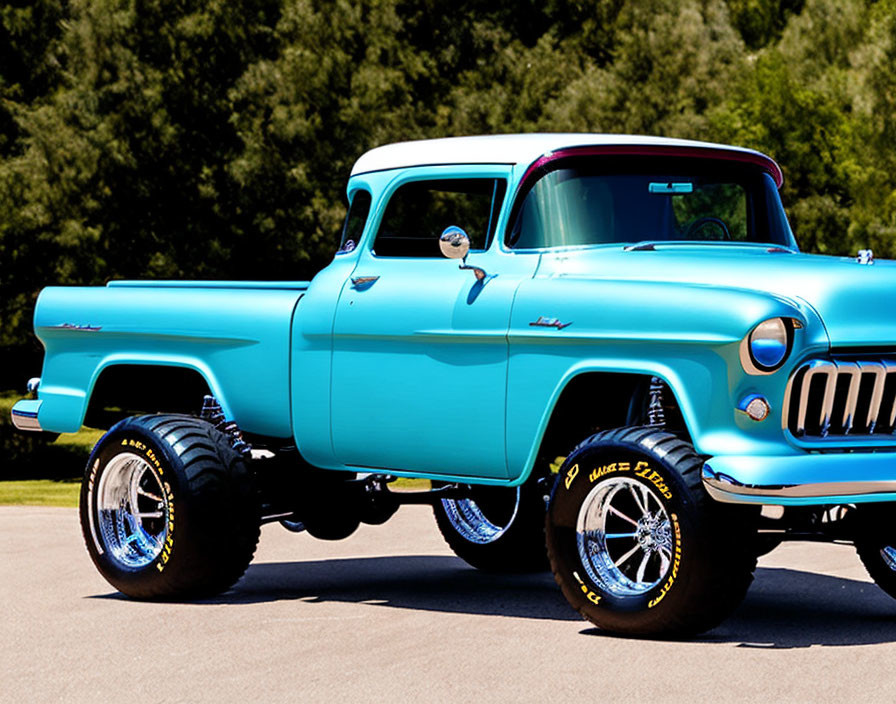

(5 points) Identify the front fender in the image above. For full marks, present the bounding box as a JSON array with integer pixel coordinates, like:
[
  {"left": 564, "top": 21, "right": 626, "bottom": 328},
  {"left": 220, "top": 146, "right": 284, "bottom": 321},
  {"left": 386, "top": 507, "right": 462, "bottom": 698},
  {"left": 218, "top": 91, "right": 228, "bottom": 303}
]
[{"left": 505, "top": 276, "right": 829, "bottom": 483}]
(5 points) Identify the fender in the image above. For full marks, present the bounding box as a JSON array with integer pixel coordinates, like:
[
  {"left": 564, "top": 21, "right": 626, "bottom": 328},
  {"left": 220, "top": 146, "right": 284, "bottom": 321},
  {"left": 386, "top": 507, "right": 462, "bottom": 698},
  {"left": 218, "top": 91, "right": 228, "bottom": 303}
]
[{"left": 505, "top": 273, "right": 830, "bottom": 483}]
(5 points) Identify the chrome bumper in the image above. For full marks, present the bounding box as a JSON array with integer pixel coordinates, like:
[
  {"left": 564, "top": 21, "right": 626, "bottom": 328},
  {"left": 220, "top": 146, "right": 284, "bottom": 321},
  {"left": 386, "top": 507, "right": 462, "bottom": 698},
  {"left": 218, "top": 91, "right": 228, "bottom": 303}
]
[
  {"left": 10, "top": 399, "right": 43, "bottom": 432},
  {"left": 703, "top": 451, "right": 896, "bottom": 506}
]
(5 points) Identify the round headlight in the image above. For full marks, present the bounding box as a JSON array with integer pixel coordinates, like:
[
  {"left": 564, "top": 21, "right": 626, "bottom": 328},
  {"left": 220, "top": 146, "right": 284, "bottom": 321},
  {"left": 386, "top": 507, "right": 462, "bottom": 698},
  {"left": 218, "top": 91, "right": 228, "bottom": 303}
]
[{"left": 749, "top": 318, "right": 789, "bottom": 371}]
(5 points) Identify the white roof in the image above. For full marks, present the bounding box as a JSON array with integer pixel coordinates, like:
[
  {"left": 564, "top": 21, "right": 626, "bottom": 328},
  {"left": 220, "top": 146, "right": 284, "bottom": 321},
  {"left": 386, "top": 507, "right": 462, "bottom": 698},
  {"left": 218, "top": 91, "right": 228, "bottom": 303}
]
[{"left": 350, "top": 133, "right": 773, "bottom": 176}]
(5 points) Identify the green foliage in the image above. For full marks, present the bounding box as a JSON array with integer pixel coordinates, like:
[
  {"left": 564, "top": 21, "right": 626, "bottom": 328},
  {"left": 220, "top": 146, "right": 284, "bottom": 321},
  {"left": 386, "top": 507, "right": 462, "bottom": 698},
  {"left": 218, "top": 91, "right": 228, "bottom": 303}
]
[{"left": 1, "top": 0, "right": 895, "bottom": 370}]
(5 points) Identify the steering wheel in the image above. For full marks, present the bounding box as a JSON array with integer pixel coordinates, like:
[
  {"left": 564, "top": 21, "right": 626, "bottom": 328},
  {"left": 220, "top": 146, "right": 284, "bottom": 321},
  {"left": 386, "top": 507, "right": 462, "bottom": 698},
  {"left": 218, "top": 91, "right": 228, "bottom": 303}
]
[{"left": 683, "top": 216, "right": 730, "bottom": 240}]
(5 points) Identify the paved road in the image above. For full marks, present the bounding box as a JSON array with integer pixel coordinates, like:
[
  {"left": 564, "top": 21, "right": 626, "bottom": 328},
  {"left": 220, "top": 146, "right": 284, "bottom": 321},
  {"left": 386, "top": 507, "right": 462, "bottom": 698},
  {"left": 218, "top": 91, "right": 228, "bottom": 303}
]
[{"left": 3, "top": 505, "right": 896, "bottom": 703}]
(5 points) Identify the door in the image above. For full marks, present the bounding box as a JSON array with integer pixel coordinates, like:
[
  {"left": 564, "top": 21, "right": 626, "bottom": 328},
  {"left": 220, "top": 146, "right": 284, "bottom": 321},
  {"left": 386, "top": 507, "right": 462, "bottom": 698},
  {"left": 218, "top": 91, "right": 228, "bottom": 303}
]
[{"left": 330, "top": 170, "right": 530, "bottom": 479}]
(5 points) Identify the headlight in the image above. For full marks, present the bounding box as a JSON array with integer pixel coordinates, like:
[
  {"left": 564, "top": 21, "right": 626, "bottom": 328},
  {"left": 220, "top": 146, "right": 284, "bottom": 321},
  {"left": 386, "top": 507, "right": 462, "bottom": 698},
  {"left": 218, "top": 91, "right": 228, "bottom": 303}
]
[{"left": 740, "top": 317, "right": 794, "bottom": 374}]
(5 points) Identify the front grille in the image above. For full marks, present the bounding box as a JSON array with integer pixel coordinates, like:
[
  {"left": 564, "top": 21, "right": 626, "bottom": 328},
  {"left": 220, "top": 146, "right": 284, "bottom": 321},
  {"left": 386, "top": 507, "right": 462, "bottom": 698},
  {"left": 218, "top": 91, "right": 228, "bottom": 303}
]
[{"left": 783, "top": 358, "right": 896, "bottom": 438}]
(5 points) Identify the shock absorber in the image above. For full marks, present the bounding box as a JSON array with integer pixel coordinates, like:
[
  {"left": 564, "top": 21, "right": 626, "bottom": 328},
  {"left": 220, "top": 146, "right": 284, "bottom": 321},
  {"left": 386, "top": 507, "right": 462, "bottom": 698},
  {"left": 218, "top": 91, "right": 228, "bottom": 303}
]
[
  {"left": 200, "top": 395, "right": 252, "bottom": 457},
  {"left": 647, "top": 376, "right": 667, "bottom": 428}
]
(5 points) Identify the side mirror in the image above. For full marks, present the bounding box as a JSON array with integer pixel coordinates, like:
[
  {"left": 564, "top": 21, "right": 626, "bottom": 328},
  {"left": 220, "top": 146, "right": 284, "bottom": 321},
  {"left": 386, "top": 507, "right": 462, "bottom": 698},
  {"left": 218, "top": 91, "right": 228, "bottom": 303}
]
[
  {"left": 439, "top": 226, "right": 493, "bottom": 283},
  {"left": 439, "top": 226, "right": 470, "bottom": 259}
]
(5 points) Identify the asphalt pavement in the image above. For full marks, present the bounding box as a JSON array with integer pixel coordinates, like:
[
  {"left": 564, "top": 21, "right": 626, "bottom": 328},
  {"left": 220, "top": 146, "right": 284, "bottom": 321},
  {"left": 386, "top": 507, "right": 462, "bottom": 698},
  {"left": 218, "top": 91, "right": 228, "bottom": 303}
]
[{"left": 3, "top": 504, "right": 896, "bottom": 703}]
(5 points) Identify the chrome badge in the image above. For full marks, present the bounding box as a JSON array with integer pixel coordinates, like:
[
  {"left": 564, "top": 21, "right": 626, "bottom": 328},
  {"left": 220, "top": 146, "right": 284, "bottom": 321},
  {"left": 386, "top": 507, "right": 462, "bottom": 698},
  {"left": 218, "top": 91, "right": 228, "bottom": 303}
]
[{"left": 529, "top": 316, "right": 572, "bottom": 330}]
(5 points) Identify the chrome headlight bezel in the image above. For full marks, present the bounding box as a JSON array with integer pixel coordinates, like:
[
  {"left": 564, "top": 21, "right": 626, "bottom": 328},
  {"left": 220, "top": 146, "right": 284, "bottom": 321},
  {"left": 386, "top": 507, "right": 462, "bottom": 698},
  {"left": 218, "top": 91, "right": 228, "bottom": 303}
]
[{"left": 739, "top": 317, "right": 796, "bottom": 375}]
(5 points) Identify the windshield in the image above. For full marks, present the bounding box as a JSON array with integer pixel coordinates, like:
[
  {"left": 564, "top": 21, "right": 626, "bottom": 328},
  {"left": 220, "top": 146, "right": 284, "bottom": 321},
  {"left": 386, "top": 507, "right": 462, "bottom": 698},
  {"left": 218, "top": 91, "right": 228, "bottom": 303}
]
[{"left": 507, "top": 157, "right": 795, "bottom": 249}]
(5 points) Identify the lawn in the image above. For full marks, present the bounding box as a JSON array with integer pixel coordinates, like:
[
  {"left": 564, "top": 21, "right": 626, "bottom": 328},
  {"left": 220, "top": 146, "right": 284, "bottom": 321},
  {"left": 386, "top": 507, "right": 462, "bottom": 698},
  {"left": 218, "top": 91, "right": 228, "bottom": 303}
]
[{"left": 0, "top": 479, "right": 82, "bottom": 507}]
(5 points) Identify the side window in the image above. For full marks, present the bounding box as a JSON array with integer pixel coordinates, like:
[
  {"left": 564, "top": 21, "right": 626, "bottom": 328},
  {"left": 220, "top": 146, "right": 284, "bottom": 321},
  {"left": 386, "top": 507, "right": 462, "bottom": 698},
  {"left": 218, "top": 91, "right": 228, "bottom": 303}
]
[
  {"left": 373, "top": 178, "right": 506, "bottom": 258},
  {"left": 337, "top": 190, "right": 372, "bottom": 254}
]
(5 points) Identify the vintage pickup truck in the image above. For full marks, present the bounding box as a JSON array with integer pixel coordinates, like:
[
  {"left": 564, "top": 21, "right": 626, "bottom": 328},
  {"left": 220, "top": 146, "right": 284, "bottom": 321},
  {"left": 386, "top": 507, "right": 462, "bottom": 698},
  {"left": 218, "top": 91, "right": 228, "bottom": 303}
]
[{"left": 12, "top": 134, "right": 896, "bottom": 636}]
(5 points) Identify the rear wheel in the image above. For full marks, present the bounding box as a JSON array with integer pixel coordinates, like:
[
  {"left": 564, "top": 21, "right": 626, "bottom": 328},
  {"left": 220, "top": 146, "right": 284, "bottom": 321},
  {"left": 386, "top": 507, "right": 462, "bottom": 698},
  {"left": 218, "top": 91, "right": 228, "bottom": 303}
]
[
  {"left": 546, "top": 427, "right": 757, "bottom": 637},
  {"left": 433, "top": 478, "right": 550, "bottom": 573},
  {"left": 80, "top": 414, "right": 260, "bottom": 599}
]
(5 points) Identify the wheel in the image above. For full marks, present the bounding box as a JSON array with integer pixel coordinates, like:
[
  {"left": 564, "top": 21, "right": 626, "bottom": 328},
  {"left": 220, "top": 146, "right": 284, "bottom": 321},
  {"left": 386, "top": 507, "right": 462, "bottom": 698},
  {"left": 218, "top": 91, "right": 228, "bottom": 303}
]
[
  {"left": 80, "top": 414, "right": 260, "bottom": 599},
  {"left": 433, "top": 478, "right": 550, "bottom": 573},
  {"left": 545, "top": 427, "right": 757, "bottom": 637},
  {"left": 853, "top": 503, "right": 896, "bottom": 600}
]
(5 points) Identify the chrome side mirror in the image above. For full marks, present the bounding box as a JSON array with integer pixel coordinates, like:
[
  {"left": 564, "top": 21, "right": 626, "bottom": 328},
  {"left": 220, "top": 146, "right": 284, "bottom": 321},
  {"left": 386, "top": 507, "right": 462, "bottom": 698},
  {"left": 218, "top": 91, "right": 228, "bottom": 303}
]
[
  {"left": 439, "top": 226, "right": 470, "bottom": 259},
  {"left": 439, "top": 226, "right": 491, "bottom": 283}
]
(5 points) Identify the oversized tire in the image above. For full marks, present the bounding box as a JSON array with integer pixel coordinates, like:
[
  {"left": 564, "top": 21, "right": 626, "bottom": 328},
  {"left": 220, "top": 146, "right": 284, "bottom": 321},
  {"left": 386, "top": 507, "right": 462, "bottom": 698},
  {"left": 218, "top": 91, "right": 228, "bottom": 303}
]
[
  {"left": 546, "top": 427, "right": 757, "bottom": 637},
  {"left": 433, "top": 478, "right": 550, "bottom": 573},
  {"left": 853, "top": 503, "right": 896, "bottom": 600},
  {"left": 80, "top": 414, "right": 260, "bottom": 599}
]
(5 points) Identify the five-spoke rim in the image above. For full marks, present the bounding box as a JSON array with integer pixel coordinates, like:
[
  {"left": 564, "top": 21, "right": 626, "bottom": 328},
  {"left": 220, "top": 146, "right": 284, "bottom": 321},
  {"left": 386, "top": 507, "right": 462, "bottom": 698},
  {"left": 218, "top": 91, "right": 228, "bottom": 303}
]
[
  {"left": 95, "top": 452, "right": 168, "bottom": 569},
  {"left": 441, "top": 487, "right": 520, "bottom": 545},
  {"left": 576, "top": 476, "right": 672, "bottom": 596}
]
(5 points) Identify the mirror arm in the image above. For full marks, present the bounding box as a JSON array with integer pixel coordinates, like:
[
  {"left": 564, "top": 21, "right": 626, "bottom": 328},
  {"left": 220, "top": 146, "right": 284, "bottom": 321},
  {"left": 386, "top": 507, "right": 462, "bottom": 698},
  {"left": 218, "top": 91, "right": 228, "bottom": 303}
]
[{"left": 459, "top": 261, "right": 488, "bottom": 282}]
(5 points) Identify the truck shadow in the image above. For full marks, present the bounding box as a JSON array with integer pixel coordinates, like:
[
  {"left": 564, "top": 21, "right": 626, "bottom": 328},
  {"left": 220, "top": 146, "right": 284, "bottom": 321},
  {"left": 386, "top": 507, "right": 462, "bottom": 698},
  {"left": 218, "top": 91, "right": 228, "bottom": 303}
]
[
  {"left": 700, "top": 566, "right": 896, "bottom": 648},
  {"left": 219, "top": 555, "right": 579, "bottom": 621},
  {"left": 582, "top": 566, "right": 896, "bottom": 648},
  {"left": 228, "top": 559, "right": 896, "bottom": 646},
  {"left": 92, "top": 557, "right": 896, "bottom": 645}
]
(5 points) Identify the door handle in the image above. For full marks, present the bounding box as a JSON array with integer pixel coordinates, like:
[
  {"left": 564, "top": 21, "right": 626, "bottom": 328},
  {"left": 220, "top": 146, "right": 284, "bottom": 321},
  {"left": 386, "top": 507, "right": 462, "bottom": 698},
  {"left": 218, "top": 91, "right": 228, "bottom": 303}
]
[{"left": 351, "top": 275, "right": 380, "bottom": 288}]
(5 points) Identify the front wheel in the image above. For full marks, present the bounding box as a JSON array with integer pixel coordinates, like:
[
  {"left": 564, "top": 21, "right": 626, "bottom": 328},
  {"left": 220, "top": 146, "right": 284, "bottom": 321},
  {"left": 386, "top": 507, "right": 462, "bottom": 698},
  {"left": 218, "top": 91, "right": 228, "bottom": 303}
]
[
  {"left": 853, "top": 503, "right": 896, "bottom": 600},
  {"left": 80, "top": 414, "right": 260, "bottom": 599},
  {"left": 546, "top": 427, "right": 757, "bottom": 637}
]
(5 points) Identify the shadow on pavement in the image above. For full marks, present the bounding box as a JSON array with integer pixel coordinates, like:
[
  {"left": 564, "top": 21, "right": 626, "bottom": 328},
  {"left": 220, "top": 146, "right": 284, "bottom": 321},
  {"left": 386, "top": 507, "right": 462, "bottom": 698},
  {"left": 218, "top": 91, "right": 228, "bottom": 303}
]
[
  {"left": 582, "top": 566, "right": 896, "bottom": 647},
  {"left": 225, "top": 555, "right": 578, "bottom": 620},
  {"left": 91, "top": 557, "right": 896, "bottom": 644},
  {"left": 86, "top": 555, "right": 579, "bottom": 621},
  {"left": 704, "top": 566, "right": 896, "bottom": 648}
]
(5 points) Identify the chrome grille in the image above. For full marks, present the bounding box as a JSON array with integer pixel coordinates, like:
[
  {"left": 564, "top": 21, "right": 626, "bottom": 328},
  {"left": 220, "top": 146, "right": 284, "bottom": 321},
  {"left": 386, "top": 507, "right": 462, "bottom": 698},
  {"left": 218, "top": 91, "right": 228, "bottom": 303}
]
[{"left": 783, "top": 358, "right": 896, "bottom": 438}]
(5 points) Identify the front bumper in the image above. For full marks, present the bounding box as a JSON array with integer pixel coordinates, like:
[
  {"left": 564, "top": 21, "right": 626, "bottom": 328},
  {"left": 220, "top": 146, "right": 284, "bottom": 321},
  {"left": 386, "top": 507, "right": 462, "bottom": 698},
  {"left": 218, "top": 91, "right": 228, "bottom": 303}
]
[
  {"left": 10, "top": 399, "right": 43, "bottom": 432},
  {"left": 703, "top": 451, "right": 896, "bottom": 506}
]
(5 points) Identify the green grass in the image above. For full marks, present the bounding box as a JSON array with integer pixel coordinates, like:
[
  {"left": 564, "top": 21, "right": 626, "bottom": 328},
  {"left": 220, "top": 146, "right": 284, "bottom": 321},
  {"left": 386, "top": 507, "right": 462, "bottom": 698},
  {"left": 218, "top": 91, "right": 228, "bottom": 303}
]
[{"left": 0, "top": 478, "right": 81, "bottom": 507}]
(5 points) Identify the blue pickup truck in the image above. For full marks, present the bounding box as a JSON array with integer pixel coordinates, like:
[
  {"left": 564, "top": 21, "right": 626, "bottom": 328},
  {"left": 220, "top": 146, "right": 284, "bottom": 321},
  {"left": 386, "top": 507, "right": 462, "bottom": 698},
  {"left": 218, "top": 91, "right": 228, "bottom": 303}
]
[{"left": 12, "top": 134, "right": 896, "bottom": 636}]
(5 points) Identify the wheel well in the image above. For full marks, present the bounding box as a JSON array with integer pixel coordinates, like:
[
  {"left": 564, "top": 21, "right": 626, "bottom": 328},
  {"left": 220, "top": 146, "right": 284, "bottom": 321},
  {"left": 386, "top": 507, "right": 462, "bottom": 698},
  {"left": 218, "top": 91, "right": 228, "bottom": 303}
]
[
  {"left": 84, "top": 365, "right": 212, "bottom": 429},
  {"left": 533, "top": 372, "right": 691, "bottom": 472}
]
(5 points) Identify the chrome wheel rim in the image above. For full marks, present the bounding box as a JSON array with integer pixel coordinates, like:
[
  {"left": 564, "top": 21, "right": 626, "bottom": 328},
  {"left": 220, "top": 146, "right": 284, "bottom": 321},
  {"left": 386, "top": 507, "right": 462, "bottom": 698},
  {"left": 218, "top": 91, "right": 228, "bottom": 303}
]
[
  {"left": 441, "top": 487, "right": 520, "bottom": 545},
  {"left": 95, "top": 453, "right": 168, "bottom": 569},
  {"left": 576, "top": 477, "right": 672, "bottom": 596}
]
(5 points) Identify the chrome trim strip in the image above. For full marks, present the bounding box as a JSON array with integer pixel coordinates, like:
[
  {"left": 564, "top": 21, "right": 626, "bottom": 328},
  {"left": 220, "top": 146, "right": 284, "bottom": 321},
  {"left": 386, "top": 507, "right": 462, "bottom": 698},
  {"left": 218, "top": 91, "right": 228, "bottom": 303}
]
[
  {"left": 838, "top": 361, "right": 861, "bottom": 433},
  {"left": 46, "top": 323, "right": 102, "bottom": 332},
  {"left": 885, "top": 360, "right": 896, "bottom": 429},
  {"left": 796, "top": 360, "right": 835, "bottom": 435},
  {"left": 818, "top": 359, "right": 839, "bottom": 435},
  {"left": 861, "top": 361, "right": 887, "bottom": 432},
  {"left": 780, "top": 370, "right": 797, "bottom": 430},
  {"left": 703, "top": 471, "right": 896, "bottom": 503}
]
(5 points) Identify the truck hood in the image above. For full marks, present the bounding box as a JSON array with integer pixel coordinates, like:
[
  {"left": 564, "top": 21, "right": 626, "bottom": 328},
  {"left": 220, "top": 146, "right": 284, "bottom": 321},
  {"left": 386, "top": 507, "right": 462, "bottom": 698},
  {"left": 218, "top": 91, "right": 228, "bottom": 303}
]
[{"left": 544, "top": 245, "right": 896, "bottom": 348}]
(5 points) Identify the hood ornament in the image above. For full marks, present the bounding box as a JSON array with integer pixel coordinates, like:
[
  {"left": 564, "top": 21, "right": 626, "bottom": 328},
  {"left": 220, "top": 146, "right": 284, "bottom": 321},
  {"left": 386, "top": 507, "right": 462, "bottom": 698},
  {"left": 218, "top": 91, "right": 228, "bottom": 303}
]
[{"left": 857, "top": 249, "right": 874, "bottom": 265}]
